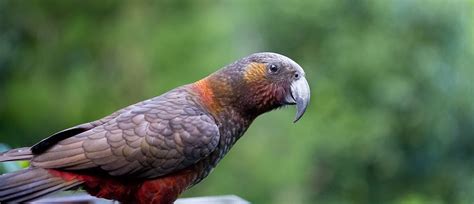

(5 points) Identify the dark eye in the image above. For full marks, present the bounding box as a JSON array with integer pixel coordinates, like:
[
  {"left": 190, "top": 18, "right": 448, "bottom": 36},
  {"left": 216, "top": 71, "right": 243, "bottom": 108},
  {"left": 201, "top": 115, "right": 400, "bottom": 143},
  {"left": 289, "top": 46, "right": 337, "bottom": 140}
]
[{"left": 268, "top": 64, "right": 279, "bottom": 73}]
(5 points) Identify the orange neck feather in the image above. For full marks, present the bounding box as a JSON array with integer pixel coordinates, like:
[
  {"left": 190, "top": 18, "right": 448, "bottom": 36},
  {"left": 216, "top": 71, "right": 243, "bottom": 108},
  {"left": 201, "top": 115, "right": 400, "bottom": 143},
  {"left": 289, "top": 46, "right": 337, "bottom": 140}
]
[{"left": 192, "top": 77, "right": 224, "bottom": 116}]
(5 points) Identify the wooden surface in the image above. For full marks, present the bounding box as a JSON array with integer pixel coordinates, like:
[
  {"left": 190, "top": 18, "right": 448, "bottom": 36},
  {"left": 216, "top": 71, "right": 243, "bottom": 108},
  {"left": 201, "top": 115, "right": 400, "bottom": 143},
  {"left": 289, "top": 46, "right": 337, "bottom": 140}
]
[{"left": 32, "top": 194, "right": 250, "bottom": 204}]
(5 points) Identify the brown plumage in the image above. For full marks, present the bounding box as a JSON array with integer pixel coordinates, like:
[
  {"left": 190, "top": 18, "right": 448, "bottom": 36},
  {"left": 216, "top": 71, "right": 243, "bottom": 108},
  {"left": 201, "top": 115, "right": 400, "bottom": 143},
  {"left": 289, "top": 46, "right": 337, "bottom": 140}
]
[{"left": 0, "top": 52, "right": 310, "bottom": 204}]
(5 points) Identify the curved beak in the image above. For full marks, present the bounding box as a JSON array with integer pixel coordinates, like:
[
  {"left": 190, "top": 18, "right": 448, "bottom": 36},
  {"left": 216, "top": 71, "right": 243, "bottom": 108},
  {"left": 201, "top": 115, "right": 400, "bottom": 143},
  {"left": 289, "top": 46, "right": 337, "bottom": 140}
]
[{"left": 290, "top": 77, "right": 310, "bottom": 123}]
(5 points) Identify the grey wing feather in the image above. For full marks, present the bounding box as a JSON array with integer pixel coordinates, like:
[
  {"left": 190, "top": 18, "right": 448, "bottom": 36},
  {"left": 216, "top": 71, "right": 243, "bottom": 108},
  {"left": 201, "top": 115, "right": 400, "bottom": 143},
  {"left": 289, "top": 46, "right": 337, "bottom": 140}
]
[
  {"left": 31, "top": 88, "right": 220, "bottom": 179},
  {"left": 30, "top": 99, "right": 147, "bottom": 154}
]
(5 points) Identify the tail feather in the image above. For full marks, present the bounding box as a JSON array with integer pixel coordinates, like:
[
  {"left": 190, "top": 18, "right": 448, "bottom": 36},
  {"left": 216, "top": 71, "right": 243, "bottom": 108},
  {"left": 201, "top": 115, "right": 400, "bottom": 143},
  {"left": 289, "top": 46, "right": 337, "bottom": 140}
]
[
  {"left": 0, "top": 147, "right": 33, "bottom": 162},
  {"left": 0, "top": 169, "right": 49, "bottom": 191},
  {"left": 1, "top": 178, "right": 63, "bottom": 201},
  {"left": 0, "top": 174, "right": 52, "bottom": 197},
  {"left": 12, "top": 180, "right": 80, "bottom": 203},
  {"left": 0, "top": 168, "right": 82, "bottom": 202}
]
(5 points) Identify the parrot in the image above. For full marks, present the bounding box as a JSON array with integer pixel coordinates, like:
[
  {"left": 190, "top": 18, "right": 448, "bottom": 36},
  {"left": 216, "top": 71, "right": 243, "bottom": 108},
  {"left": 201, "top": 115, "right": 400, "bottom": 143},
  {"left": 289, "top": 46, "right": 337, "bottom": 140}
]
[{"left": 0, "top": 52, "right": 310, "bottom": 204}]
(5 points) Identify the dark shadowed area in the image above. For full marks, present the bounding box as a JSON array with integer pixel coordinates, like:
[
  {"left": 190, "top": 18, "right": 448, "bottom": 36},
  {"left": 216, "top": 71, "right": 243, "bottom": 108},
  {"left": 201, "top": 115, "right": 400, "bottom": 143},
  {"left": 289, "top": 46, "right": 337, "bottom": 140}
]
[{"left": 1, "top": 1, "right": 473, "bottom": 203}]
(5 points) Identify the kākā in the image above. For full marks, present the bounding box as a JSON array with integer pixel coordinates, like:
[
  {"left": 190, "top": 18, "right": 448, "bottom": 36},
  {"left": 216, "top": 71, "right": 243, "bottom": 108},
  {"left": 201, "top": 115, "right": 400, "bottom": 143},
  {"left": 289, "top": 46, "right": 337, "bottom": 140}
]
[{"left": 0, "top": 52, "right": 310, "bottom": 204}]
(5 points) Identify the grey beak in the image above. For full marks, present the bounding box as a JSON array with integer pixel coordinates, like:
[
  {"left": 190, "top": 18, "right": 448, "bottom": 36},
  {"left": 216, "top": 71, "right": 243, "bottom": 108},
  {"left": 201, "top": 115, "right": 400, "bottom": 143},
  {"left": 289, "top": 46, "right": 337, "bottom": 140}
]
[{"left": 291, "top": 77, "right": 310, "bottom": 123}]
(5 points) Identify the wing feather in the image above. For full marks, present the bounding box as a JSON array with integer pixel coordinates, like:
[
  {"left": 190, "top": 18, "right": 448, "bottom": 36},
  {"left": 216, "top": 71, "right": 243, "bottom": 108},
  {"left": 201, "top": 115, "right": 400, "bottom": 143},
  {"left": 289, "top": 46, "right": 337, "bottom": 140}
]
[{"left": 31, "top": 88, "right": 220, "bottom": 179}]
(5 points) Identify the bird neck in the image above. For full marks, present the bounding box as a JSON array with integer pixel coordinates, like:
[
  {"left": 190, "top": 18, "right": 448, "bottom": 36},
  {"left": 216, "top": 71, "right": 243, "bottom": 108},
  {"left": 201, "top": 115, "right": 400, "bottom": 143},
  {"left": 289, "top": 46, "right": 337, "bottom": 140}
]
[{"left": 191, "top": 70, "right": 281, "bottom": 123}]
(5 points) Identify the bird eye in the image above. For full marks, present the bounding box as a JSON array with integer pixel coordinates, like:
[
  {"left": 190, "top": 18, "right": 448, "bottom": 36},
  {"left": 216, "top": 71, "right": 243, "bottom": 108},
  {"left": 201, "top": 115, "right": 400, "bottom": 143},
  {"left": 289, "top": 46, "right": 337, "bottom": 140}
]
[{"left": 268, "top": 64, "right": 279, "bottom": 74}]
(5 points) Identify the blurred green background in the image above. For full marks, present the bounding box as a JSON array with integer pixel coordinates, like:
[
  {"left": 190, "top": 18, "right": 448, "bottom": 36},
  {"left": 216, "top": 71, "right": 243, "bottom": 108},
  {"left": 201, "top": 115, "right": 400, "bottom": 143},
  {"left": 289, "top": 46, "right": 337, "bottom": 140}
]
[{"left": 1, "top": 0, "right": 473, "bottom": 203}]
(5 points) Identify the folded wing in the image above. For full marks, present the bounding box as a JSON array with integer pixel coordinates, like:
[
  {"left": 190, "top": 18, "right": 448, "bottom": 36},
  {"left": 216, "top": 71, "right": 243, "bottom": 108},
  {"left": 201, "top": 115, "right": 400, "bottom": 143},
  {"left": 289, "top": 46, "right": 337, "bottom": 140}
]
[{"left": 32, "top": 89, "right": 220, "bottom": 179}]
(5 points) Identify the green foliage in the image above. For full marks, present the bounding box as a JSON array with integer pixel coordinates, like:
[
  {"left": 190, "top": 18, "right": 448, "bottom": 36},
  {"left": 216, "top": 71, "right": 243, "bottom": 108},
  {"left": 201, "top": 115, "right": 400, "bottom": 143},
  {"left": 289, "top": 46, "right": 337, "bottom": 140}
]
[{"left": 0, "top": 1, "right": 473, "bottom": 203}]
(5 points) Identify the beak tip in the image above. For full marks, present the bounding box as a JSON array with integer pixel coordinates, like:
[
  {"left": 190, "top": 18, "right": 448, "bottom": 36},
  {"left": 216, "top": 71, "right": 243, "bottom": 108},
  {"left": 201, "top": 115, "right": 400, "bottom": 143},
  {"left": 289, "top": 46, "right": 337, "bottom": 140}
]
[
  {"left": 293, "top": 108, "right": 306, "bottom": 123},
  {"left": 289, "top": 76, "right": 310, "bottom": 124}
]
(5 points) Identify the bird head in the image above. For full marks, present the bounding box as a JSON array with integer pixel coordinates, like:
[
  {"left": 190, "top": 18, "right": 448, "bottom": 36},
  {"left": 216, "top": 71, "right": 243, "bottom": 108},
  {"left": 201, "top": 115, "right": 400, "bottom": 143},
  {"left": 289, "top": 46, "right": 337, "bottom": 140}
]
[{"left": 194, "top": 52, "right": 310, "bottom": 122}]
